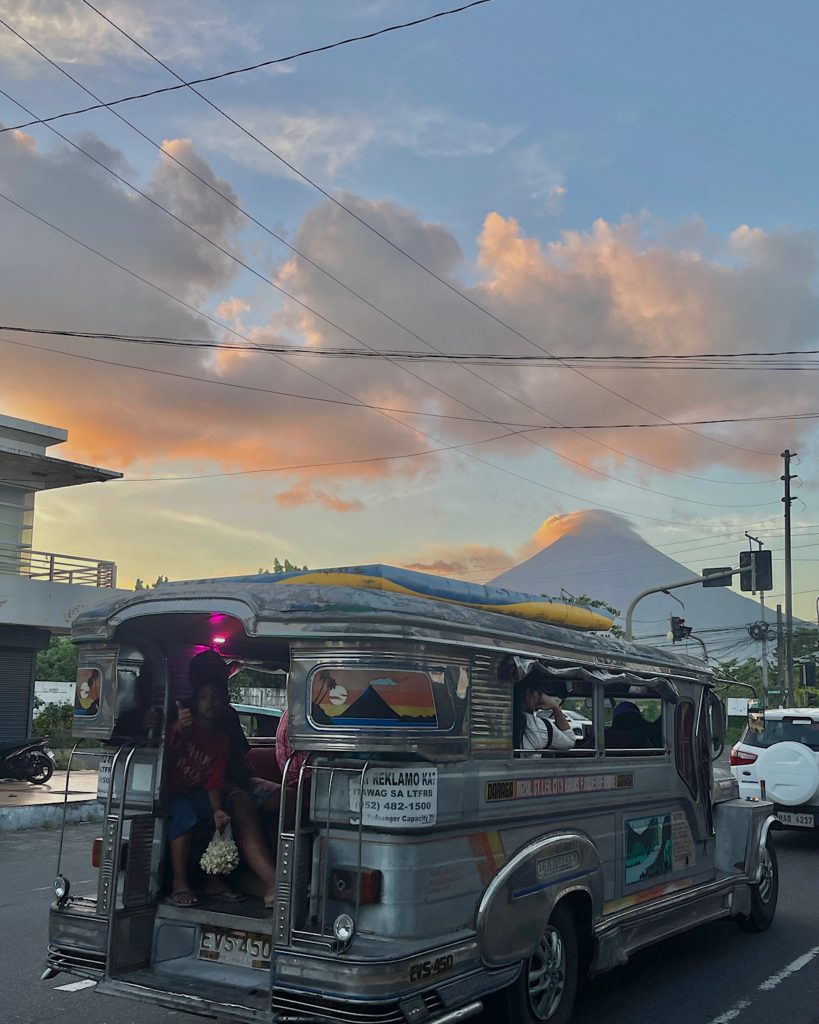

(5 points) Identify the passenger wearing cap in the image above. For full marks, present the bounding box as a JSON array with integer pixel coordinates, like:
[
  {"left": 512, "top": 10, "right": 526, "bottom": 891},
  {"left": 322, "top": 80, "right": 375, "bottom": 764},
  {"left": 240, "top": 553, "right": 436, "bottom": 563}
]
[
  {"left": 185, "top": 651, "right": 278, "bottom": 908},
  {"left": 513, "top": 670, "right": 576, "bottom": 756}
]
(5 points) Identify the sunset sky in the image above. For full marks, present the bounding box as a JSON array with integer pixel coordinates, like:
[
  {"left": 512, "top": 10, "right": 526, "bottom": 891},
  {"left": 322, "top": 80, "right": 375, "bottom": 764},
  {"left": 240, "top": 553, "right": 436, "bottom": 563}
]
[{"left": 2, "top": 1, "right": 819, "bottom": 623}]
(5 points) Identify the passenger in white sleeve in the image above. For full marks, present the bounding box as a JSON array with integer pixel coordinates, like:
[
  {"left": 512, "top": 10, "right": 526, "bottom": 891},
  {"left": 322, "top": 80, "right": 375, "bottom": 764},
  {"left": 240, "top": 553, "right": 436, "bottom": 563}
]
[{"left": 514, "top": 682, "right": 576, "bottom": 755}]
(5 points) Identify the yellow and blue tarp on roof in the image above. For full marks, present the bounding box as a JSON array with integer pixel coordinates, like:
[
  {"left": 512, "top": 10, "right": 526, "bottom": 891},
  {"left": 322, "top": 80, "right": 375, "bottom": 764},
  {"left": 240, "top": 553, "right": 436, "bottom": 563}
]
[{"left": 261, "top": 564, "right": 613, "bottom": 632}]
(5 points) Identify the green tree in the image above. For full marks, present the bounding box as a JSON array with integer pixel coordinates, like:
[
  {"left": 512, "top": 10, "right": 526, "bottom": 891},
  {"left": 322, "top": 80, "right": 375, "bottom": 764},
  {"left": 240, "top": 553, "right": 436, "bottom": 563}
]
[
  {"left": 36, "top": 636, "right": 78, "bottom": 682},
  {"left": 541, "top": 592, "right": 624, "bottom": 638},
  {"left": 257, "top": 558, "right": 307, "bottom": 574},
  {"left": 135, "top": 574, "right": 169, "bottom": 590}
]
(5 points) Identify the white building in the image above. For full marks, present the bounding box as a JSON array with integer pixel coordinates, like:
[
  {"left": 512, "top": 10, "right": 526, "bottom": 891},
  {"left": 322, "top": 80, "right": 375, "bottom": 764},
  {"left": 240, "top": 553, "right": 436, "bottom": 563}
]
[{"left": 0, "top": 413, "right": 125, "bottom": 742}]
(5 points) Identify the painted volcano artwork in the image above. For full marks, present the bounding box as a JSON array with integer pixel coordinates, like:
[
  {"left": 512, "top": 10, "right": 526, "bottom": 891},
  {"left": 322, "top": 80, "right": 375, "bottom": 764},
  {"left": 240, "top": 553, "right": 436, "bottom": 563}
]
[{"left": 310, "top": 668, "right": 438, "bottom": 727}]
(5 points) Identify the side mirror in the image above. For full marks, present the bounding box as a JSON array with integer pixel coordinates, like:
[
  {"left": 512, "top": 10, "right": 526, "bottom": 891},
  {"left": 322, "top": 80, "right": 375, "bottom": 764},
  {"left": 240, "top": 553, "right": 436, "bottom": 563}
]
[
  {"left": 747, "top": 698, "right": 765, "bottom": 734},
  {"left": 708, "top": 693, "right": 725, "bottom": 759}
]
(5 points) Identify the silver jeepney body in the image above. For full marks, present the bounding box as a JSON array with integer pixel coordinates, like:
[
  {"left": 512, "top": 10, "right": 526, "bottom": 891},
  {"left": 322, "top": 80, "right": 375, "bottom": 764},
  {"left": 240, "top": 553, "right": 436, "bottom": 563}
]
[{"left": 45, "top": 578, "right": 773, "bottom": 1024}]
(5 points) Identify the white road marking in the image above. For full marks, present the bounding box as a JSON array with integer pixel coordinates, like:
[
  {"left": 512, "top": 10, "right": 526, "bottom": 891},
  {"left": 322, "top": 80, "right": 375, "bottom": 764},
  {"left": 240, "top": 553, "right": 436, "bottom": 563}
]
[
  {"left": 55, "top": 979, "right": 97, "bottom": 992},
  {"left": 707, "top": 946, "right": 819, "bottom": 1024},
  {"left": 758, "top": 946, "right": 819, "bottom": 990},
  {"left": 707, "top": 999, "right": 751, "bottom": 1024},
  {"left": 33, "top": 880, "right": 94, "bottom": 892}
]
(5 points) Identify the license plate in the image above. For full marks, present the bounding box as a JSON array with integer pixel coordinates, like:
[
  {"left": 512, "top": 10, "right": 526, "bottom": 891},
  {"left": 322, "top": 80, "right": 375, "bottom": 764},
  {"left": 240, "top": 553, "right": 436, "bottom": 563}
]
[
  {"left": 199, "top": 928, "right": 271, "bottom": 970},
  {"left": 97, "top": 755, "right": 113, "bottom": 800},
  {"left": 777, "top": 810, "right": 814, "bottom": 828}
]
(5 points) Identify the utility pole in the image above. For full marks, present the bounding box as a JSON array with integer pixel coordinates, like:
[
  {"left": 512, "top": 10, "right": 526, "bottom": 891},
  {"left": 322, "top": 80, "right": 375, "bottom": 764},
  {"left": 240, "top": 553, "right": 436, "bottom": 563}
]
[
  {"left": 782, "top": 450, "right": 797, "bottom": 706},
  {"left": 776, "top": 604, "right": 785, "bottom": 706}
]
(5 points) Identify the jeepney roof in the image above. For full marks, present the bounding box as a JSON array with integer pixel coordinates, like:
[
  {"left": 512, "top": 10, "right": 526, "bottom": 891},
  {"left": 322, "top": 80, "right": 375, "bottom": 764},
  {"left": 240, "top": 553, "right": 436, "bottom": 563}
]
[{"left": 71, "top": 574, "right": 710, "bottom": 683}]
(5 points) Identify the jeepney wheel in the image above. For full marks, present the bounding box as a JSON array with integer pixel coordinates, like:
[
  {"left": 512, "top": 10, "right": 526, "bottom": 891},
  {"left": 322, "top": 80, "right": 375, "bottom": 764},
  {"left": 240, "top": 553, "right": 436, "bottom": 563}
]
[
  {"left": 505, "top": 903, "right": 578, "bottom": 1024},
  {"left": 738, "top": 836, "right": 778, "bottom": 932}
]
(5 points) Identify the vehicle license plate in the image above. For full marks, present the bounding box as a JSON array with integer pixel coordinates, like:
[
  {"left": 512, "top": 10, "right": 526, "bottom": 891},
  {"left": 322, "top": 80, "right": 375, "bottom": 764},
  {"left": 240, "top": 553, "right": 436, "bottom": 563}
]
[
  {"left": 199, "top": 928, "right": 271, "bottom": 970},
  {"left": 97, "top": 755, "right": 113, "bottom": 799},
  {"left": 777, "top": 810, "right": 814, "bottom": 828}
]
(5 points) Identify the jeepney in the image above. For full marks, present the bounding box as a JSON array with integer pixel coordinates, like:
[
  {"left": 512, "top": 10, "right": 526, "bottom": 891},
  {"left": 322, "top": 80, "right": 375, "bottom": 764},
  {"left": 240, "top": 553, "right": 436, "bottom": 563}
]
[{"left": 43, "top": 567, "right": 777, "bottom": 1024}]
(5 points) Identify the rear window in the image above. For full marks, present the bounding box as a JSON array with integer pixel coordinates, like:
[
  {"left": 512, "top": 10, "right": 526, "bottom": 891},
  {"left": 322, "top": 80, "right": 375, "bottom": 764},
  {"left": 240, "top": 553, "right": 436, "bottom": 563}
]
[{"left": 742, "top": 717, "right": 819, "bottom": 750}]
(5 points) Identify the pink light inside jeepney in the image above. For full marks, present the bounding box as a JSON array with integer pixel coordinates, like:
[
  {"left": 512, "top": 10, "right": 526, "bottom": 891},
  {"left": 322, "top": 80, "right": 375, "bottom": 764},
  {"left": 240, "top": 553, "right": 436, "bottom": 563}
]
[{"left": 211, "top": 635, "right": 227, "bottom": 647}]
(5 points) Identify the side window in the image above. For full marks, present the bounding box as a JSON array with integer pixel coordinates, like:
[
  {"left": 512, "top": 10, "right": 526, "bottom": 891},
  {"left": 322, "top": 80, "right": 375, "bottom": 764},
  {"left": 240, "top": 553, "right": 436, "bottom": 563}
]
[
  {"left": 675, "top": 700, "right": 697, "bottom": 797},
  {"left": 604, "top": 692, "right": 664, "bottom": 754}
]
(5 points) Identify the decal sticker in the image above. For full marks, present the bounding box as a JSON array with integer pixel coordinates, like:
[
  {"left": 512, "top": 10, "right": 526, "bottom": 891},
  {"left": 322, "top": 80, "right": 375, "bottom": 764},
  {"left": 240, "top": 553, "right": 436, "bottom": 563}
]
[
  {"left": 309, "top": 667, "right": 438, "bottom": 728},
  {"left": 604, "top": 878, "right": 693, "bottom": 915},
  {"left": 467, "top": 830, "right": 506, "bottom": 885},
  {"left": 625, "top": 813, "right": 674, "bottom": 884},
  {"left": 485, "top": 772, "right": 634, "bottom": 802},
  {"left": 350, "top": 766, "right": 437, "bottom": 827},
  {"left": 671, "top": 810, "right": 696, "bottom": 870}
]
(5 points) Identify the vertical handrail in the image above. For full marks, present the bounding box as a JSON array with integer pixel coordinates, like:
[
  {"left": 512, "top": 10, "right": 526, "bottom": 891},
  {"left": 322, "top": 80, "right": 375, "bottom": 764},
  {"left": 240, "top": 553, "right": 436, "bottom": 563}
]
[{"left": 104, "top": 746, "right": 138, "bottom": 976}]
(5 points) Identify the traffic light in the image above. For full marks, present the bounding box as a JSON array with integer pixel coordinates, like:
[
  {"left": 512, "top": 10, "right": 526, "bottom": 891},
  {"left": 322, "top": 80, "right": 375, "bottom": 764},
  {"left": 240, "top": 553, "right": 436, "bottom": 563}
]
[
  {"left": 739, "top": 549, "right": 773, "bottom": 592},
  {"left": 669, "top": 616, "right": 693, "bottom": 642},
  {"left": 702, "top": 566, "right": 733, "bottom": 588}
]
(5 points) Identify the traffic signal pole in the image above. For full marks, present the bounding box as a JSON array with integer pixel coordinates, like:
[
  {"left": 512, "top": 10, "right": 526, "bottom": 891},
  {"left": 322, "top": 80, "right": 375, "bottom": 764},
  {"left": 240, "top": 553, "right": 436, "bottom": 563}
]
[{"left": 624, "top": 572, "right": 734, "bottom": 641}]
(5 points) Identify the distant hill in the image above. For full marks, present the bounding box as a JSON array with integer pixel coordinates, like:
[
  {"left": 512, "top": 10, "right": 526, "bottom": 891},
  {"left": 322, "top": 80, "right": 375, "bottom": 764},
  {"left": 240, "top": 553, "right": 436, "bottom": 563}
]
[{"left": 489, "top": 511, "right": 810, "bottom": 665}]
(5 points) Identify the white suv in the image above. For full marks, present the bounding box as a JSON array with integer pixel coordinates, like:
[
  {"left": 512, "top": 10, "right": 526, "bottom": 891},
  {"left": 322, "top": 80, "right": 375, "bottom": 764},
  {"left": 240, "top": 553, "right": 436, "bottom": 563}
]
[{"left": 730, "top": 707, "right": 819, "bottom": 830}]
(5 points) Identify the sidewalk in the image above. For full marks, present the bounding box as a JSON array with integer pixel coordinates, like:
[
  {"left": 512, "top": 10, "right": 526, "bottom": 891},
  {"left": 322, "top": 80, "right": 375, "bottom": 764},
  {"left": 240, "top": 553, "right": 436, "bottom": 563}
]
[{"left": 0, "top": 770, "right": 103, "bottom": 831}]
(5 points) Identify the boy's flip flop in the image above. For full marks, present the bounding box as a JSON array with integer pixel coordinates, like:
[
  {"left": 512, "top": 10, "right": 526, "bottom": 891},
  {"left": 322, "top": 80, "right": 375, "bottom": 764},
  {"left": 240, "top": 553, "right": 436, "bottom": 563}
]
[{"left": 170, "top": 890, "right": 199, "bottom": 907}]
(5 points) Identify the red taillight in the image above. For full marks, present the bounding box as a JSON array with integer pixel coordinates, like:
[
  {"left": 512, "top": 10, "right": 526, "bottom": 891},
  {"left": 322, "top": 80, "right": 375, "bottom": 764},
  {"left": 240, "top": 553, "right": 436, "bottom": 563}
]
[
  {"left": 729, "top": 747, "right": 758, "bottom": 767},
  {"left": 92, "top": 837, "right": 127, "bottom": 869},
  {"left": 328, "top": 868, "right": 382, "bottom": 905}
]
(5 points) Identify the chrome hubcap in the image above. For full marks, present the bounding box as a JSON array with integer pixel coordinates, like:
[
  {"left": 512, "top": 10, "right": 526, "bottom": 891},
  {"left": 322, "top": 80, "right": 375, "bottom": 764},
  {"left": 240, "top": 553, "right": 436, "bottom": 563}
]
[{"left": 527, "top": 924, "right": 566, "bottom": 1020}]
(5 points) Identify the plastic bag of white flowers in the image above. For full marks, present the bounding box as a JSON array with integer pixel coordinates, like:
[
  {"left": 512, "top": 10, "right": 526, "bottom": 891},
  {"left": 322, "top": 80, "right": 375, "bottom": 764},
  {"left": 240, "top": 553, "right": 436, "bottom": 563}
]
[{"left": 199, "top": 822, "right": 240, "bottom": 875}]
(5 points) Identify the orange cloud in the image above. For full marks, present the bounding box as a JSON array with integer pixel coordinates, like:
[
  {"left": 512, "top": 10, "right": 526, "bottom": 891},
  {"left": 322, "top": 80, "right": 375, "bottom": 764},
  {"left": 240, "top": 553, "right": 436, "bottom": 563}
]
[{"left": 274, "top": 482, "right": 363, "bottom": 512}]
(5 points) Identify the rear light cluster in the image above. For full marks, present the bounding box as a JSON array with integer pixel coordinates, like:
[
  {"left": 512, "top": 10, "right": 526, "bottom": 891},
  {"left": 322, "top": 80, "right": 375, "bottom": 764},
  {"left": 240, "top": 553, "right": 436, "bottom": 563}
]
[
  {"left": 92, "top": 838, "right": 128, "bottom": 869},
  {"left": 729, "top": 747, "right": 758, "bottom": 767},
  {"left": 328, "top": 868, "right": 382, "bottom": 905}
]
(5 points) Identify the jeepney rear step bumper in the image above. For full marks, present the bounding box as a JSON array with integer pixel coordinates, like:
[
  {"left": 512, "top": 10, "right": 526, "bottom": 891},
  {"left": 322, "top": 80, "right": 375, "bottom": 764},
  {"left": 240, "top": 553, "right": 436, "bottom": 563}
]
[{"left": 95, "top": 972, "right": 487, "bottom": 1024}]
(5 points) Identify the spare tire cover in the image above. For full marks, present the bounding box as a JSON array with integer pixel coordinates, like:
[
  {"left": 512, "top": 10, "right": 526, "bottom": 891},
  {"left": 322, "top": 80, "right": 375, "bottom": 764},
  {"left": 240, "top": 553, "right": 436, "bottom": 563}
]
[{"left": 755, "top": 741, "right": 819, "bottom": 806}]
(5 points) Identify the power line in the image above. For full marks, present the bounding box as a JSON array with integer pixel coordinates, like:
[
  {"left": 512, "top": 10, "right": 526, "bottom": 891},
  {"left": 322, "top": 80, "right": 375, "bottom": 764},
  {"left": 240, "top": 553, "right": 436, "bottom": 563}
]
[
  {"left": 0, "top": 1, "right": 496, "bottom": 133},
  {"left": 63, "top": 2, "right": 779, "bottom": 463},
  {"left": 2, "top": 330, "right": 811, "bottom": 440},
  {"left": 2, "top": 324, "right": 817, "bottom": 369}
]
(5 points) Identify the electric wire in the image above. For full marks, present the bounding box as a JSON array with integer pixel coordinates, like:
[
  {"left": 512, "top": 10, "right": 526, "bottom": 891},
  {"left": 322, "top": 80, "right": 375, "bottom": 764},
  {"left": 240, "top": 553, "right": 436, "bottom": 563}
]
[
  {"left": 2, "top": 324, "right": 817, "bottom": 370},
  {"left": 0, "top": 1, "right": 496, "bottom": 134}
]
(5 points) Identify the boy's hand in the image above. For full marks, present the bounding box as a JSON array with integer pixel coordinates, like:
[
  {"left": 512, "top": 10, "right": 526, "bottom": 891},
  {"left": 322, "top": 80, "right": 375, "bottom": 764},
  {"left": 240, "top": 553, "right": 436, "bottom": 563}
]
[
  {"left": 176, "top": 701, "right": 193, "bottom": 732},
  {"left": 213, "top": 809, "right": 230, "bottom": 831}
]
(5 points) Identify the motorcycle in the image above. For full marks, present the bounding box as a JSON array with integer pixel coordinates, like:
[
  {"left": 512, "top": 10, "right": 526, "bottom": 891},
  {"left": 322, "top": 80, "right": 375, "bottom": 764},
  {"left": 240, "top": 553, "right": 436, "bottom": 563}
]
[{"left": 0, "top": 737, "right": 55, "bottom": 784}]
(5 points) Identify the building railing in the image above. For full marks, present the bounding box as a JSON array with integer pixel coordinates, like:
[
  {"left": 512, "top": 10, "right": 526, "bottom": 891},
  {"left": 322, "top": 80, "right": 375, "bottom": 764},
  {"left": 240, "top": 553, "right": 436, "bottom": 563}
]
[{"left": 0, "top": 544, "right": 117, "bottom": 587}]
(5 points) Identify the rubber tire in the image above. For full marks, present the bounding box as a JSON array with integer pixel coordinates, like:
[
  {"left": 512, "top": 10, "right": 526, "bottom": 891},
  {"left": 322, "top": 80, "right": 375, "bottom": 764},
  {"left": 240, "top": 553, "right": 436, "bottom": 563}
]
[
  {"left": 26, "top": 752, "right": 54, "bottom": 785},
  {"left": 502, "top": 903, "right": 579, "bottom": 1024},
  {"left": 738, "top": 835, "right": 778, "bottom": 932}
]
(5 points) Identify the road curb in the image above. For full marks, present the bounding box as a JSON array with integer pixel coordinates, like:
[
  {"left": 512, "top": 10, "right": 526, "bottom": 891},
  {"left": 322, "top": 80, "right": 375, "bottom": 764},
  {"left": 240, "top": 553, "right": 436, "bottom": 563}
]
[{"left": 0, "top": 800, "right": 104, "bottom": 832}]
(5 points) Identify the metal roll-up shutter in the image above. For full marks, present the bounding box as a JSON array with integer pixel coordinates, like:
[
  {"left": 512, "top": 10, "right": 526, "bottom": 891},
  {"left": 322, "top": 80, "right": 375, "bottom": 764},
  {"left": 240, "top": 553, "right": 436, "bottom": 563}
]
[{"left": 0, "top": 647, "right": 37, "bottom": 743}]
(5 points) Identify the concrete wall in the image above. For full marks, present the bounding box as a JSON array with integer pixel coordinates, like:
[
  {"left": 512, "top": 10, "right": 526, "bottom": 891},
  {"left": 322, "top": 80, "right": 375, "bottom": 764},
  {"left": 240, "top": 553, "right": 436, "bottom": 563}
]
[{"left": 0, "top": 575, "right": 130, "bottom": 633}]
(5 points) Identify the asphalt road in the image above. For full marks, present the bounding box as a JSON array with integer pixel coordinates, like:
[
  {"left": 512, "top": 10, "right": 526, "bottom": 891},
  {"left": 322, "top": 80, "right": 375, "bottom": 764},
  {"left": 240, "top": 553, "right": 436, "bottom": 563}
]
[{"left": 4, "top": 821, "right": 819, "bottom": 1024}]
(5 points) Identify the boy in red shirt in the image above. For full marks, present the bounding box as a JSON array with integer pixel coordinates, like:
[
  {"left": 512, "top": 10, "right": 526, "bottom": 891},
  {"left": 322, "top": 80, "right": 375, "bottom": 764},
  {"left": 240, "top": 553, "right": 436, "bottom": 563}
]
[{"left": 166, "top": 675, "right": 244, "bottom": 906}]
